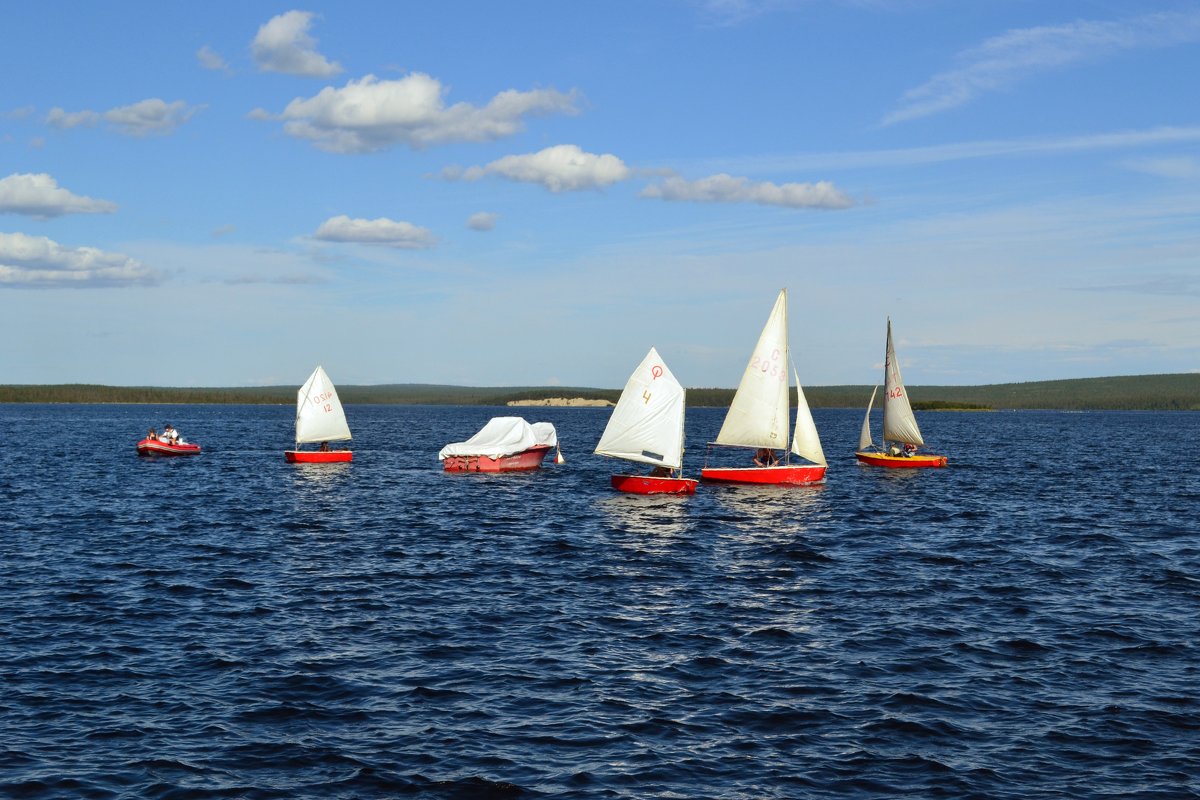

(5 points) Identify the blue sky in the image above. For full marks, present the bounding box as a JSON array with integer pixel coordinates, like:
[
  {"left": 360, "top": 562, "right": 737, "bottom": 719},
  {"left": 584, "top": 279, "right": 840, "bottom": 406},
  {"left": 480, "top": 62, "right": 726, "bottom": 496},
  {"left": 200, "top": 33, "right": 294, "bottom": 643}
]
[{"left": 2, "top": 1, "right": 1198, "bottom": 389}]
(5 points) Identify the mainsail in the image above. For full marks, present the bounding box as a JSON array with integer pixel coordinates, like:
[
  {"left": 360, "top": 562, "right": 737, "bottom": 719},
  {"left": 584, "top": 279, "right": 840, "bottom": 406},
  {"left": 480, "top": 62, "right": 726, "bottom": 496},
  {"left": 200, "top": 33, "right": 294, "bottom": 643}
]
[
  {"left": 294, "top": 365, "right": 352, "bottom": 445},
  {"left": 595, "top": 347, "right": 686, "bottom": 469},
  {"left": 714, "top": 289, "right": 791, "bottom": 450},
  {"left": 881, "top": 319, "right": 924, "bottom": 446},
  {"left": 790, "top": 366, "right": 826, "bottom": 466},
  {"left": 857, "top": 385, "right": 878, "bottom": 451}
]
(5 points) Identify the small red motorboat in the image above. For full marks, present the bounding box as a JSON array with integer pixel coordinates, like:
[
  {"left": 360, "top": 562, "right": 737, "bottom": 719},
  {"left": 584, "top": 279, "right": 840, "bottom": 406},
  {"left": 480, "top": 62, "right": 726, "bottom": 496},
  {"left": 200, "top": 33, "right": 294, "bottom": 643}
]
[
  {"left": 699, "top": 464, "right": 826, "bottom": 486},
  {"left": 137, "top": 437, "right": 201, "bottom": 457},
  {"left": 439, "top": 417, "right": 560, "bottom": 473},
  {"left": 610, "top": 473, "right": 698, "bottom": 495}
]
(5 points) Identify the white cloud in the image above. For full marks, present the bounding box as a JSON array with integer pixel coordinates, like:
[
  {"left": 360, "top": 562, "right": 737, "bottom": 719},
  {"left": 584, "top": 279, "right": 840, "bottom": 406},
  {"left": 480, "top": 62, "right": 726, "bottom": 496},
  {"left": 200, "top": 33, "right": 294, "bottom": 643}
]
[
  {"left": 640, "top": 173, "right": 854, "bottom": 209},
  {"left": 197, "top": 45, "right": 232, "bottom": 74},
  {"left": 1122, "top": 156, "right": 1200, "bottom": 180},
  {"left": 263, "top": 73, "right": 578, "bottom": 153},
  {"left": 452, "top": 144, "right": 630, "bottom": 192},
  {"left": 0, "top": 232, "right": 157, "bottom": 288},
  {"left": 47, "top": 99, "right": 201, "bottom": 136},
  {"left": 313, "top": 215, "right": 436, "bottom": 249},
  {"left": 0, "top": 173, "right": 118, "bottom": 218},
  {"left": 252, "top": 10, "right": 342, "bottom": 77},
  {"left": 885, "top": 10, "right": 1200, "bottom": 125},
  {"left": 104, "top": 99, "right": 201, "bottom": 136},
  {"left": 467, "top": 212, "right": 498, "bottom": 231},
  {"left": 4, "top": 106, "right": 35, "bottom": 120},
  {"left": 46, "top": 108, "right": 101, "bottom": 129}
]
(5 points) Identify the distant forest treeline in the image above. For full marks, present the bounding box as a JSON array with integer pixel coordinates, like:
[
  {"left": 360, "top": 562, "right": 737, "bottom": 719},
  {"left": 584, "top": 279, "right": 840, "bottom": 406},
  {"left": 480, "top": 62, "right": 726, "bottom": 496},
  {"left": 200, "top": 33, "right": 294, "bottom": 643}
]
[{"left": 1, "top": 373, "right": 1197, "bottom": 410}]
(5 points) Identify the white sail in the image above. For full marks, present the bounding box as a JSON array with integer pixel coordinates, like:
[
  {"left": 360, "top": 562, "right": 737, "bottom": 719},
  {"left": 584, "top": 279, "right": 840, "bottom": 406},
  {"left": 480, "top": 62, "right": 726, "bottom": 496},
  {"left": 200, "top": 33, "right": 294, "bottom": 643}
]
[
  {"left": 882, "top": 319, "right": 924, "bottom": 446},
  {"left": 715, "top": 289, "right": 791, "bottom": 450},
  {"left": 857, "top": 385, "right": 878, "bottom": 451},
  {"left": 294, "top": 365, "right": 352, "bottom": 445},
  {"left": 595, "top": 347, "right": 686, "bottom": 469},
  {"left": 790, "top": 366, "right": 826, "bottom": 466}
]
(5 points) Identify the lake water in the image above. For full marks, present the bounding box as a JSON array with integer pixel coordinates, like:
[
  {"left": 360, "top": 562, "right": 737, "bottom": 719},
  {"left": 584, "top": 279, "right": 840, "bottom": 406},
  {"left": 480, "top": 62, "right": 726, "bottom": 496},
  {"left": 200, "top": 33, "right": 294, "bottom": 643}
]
[{"left": 2, "top": 404, "right": 1198, "bottom": 798}]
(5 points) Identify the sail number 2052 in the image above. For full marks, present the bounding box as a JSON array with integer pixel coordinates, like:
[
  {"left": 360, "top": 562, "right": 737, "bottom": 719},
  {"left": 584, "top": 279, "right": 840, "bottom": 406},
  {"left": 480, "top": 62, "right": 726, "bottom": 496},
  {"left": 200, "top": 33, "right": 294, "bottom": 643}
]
[{"left": 750, "top": 349, "right": 786, "bottom": 382}]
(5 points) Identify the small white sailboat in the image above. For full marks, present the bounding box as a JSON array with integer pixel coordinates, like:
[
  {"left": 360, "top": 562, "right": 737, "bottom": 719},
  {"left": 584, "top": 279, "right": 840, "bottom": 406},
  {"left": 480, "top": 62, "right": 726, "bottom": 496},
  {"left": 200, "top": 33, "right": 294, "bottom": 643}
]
[
  {"left": 700, "top": 289, "right": 827, "bottom": 485},
  {"left": 284, "top": 365, "right": 352, "bottom": 463},
  {"left": 855, "top": 319, "right": 946, "bottom": 468},
  {"left": 595, "top": 347, "right": 697, "bottom": 495}
]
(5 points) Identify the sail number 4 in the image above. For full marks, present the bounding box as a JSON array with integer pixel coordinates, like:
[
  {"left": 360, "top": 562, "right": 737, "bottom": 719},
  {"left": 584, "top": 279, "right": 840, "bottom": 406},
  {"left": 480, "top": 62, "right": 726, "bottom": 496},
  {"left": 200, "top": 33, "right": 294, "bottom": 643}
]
[{"left": 750, "top": 349, "right": 786, "bottom": 382}]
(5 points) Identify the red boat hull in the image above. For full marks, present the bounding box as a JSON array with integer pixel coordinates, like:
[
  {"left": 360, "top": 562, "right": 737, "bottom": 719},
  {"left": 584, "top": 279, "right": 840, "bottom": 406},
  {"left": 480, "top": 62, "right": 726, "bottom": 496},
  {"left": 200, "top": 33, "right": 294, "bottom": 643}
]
[
  {"left": 855, "top": 451, "right": 947, "bottom": 468},
  {"left": 442, "top": 444, "right": 552, "bottom": 473},
  {"left": 285, "top": 450, "right": 352, "bottom": 463},
  {"left": 700, "top": 464, "right": 826, "bottom": 485},
  {"left": 610, "top": 474, "right": 698, "bottom": 495},
  {"left": 136, "top": 438, "right": 201, "bottom": 457}
]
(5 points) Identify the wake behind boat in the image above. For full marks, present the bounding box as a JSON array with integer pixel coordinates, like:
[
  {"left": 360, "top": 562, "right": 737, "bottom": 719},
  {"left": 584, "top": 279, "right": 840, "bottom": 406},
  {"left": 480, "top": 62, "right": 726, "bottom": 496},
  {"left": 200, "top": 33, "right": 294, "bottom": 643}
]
[
  {"left": 284, "top": 365, "right": 353, "bottom": 463},
  {"left": 439, "top": 417, "right": 560, "bottom": 473},
  {"left": 595, "top": 347, "right": 697, "bottom": 495},
  {"left": 854, "top": 319, "right": 947, "bottom": 468},
  {"left": 700, "top": 289, "right": 827, "bottom": 486}
]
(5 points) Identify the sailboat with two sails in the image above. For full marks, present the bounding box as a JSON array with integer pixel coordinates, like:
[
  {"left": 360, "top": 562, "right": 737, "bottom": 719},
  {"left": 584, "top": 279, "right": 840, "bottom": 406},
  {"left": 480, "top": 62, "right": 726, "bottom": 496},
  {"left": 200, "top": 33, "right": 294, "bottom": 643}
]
[
  {"left": 700, "top": 289, "right": 827, "bottom": 486},
  {"left": 594, "top": 347, "right": 697, "bottom": 495},
  {"left": 854, "top": 319, "right": 947, "bottom": 468},
  {"left": 284, "top": 365, "right": 353, "bottom": 463}
]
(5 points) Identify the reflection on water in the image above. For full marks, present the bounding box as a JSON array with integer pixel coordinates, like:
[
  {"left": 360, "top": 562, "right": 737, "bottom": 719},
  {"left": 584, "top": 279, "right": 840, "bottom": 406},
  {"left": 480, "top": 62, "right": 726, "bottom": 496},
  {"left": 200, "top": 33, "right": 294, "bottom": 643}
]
[
  {"left": 707, "top": 482, "right": 828, "bottom": 534},
  {"left": 596, "top": 493, "right": 691, "bottom": 538},
  {"left": 287, "top": 462, "right": 352, "bottom": 496}
]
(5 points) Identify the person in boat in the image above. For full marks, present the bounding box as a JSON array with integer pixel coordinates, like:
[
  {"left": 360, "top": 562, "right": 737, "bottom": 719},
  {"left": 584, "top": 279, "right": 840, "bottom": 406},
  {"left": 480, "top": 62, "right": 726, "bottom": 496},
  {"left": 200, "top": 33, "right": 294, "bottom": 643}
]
[
  {"left": 147, "top": 428, "right": 157, "bottom": 441},
  {"left": 163, "top": 424, "right": 179, "bottom": 444},
  {"left": 319, "top": 442, "right": 330, "bottom": 452},
  {"left": 888, "top": 443, "right": 902, "bottom": 456},
  {"left": 902, "top": 443, "right": 917, "bottom": 457},
  {"left": 754, "top": 448, "right": 779, "bottom": 467},
  {"left": 649, "top": 465, "right": 671, "bottom": 478}
]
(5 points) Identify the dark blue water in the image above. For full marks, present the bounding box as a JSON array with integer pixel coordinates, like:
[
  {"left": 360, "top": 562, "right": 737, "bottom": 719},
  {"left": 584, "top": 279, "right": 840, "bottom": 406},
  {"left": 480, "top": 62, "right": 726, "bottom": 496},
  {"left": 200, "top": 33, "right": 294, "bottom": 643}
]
[{"left": 2, "top": 404, "right": 1198, "bottom": 799}]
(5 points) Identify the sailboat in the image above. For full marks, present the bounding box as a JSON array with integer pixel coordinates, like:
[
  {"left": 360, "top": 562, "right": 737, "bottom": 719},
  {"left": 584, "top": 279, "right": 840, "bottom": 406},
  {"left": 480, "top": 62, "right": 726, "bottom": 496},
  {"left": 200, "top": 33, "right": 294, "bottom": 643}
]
[
  {"left": 854, "top": 319, "right": 947, "bottom": 468},
  {"left": 284, "top": 365, "right": 353, "bottom": 463},
  {"left": 595, "top": 347, "right": 697, "bottom": 495},
  {"left": 700, "top": 289, "right": 827, "bottom": 485}
]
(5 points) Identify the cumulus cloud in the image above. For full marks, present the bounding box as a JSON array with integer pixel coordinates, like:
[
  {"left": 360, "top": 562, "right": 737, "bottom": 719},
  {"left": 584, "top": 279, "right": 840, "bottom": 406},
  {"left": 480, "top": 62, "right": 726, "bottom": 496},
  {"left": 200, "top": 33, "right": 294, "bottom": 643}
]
[
  {"left": 885, "top": 10, "right": 1200, "bottom": 125},
  {"left": 252, "top": 10, "right": 342, "bottom": 77},
  {"left": 450, "top": 144, "right": 630, "bottom": 192},
  {"left": 640, "top": 173, "right": 854, "bottom": 209},
  {"left": 258, "top": 73, "right": 578, "bottom": 153},
  {"left": 46, "top": 108, "right": 101, "bottom": 129},
  {"left": 47, "top": 99, "right": 201, "bottom": 136},
  {"left": 197, "top": 45, "right": 232, "bottom": 74},
  {"left": 0, "top": 232, "right": 158, "bottom": 288},
  {"left": 467, "top": 212, "right": 498, "bottom": 231},
  {"left": 313, "top": 215, "right": 436, "bottom": 249},
  {"left": 0, "top": 173, "right": 118, "bottom": 218}
]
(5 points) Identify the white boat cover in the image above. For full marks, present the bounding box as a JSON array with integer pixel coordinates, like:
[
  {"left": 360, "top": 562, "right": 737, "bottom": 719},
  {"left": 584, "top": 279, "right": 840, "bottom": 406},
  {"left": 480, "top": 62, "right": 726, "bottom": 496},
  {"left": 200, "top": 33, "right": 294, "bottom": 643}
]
[
  {"left": 882, "top": 319, "right": 925, "bottom": 446},
  {"left": 438, "top": 416, "right": 557, "bottom": 460},
  {"left": 295, "top": 365, "right": 352, "bottom": 445}
]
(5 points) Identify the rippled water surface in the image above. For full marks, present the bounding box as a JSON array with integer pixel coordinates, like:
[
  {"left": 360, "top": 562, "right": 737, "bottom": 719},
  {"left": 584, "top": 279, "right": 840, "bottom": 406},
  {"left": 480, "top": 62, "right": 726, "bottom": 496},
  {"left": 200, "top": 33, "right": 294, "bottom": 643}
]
[{"left": 2, "top": 404, "right": 1198, "bottom": 798}]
